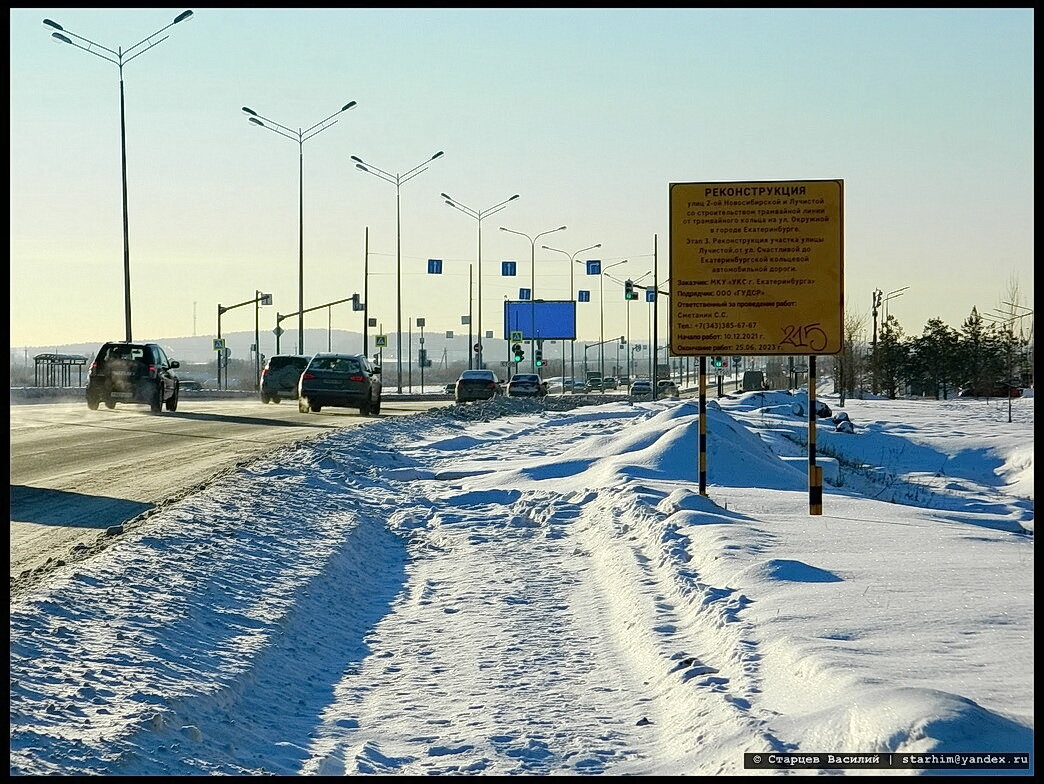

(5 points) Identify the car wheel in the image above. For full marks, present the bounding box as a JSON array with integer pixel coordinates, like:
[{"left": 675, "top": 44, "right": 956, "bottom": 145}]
[
  {"left": 359, "top": 396, "right": 372, "bottom": 416},
  {"left": 371, "top": 399, "right": 381, "bottom": 416},
  {"left": 104, "top": 398, "right": 116, "bottom": 410},
  {"left": 150, "top": 384, "right": 162, "bottom": 413},
  {"left": 87, "top": 395, "right": 100, "bottom": 411},
  {"left": 261, "top": 392, "right": 271, "bottom": 404},
  {"left": 309, "top": 402, "right": 322, "bottom": 413},
  {"left": 165, "top": 384, "right": 179, "bottom": 412},
  {"left": 298, "top": 398, "right": 310, "bottom": 414},
  {"left": 271, "top": 394, "right": 281, "bottom": 404}
]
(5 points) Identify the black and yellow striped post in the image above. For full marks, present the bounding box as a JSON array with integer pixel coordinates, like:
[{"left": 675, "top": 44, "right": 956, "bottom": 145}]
[
  {"left": 699, "top": 355, "right": 707, "bottom": 496},
  {"left": 808, "top": 355, "right": 823, "bottom": 515}
]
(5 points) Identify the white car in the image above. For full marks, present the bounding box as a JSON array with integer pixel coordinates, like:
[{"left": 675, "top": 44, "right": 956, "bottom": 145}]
[{"left": 629, "top": 379, "right": 653, "bottom": 397}]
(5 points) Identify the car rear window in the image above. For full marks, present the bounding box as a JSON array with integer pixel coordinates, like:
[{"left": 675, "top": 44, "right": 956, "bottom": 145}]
[
  {"left": 269, "top": 356, "right": 309, "bottom": 370},
  {"left": 101, "top": 344, "right": 152, "bottom": 363},
  {"left": 312, "top": 356, "right": 362, "bottom": 373},
  {"left": 460, "top": 371, "right": 495, "bottom": 380}
]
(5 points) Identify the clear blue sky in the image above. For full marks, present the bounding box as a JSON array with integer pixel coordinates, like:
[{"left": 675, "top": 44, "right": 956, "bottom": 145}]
[{"left": 9, "top": 8, "right": 1035, "bottom": 350}]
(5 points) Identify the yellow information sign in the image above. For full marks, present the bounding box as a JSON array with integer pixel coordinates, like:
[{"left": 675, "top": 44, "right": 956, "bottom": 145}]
[{"left": 669, "top": 179, "right": 844, "bottom": 355}]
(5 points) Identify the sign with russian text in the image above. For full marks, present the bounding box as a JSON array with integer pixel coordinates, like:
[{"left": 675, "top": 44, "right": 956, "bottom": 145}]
[{"left": 669, "top": 179, "right": 844, "bottom": 355}]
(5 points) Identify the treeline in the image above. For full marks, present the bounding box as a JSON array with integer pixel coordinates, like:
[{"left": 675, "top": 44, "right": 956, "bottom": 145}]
[{"left": 832, "top": 306, "right": 1034, "bottom": 401}]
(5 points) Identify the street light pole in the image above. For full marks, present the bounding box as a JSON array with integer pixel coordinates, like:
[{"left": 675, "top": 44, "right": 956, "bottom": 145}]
[
  {"left": 883, "top": 286, "right": 910, "bottom": 321},
  {"left": 353, "top": 152, "right": 445, "bottom": 393},
  {"left": 242, "top": 100, "right": 357, "bottom": 354},
  {"left": 443, "top": 192, "right": 520, "bottom": 371},
  {"left": 500, "top": 224, "right": 567, "bottom": 371},
  {"left": 43, "top": 10, "right": 195, "bottom": 343},
  {"left": 543, "top": 242, "right": 601, "bottom": 392},
  {"left": 626, "top": 270, "right": 653, "bottom": 381},
  {"left": 596, "top": 260, "right": 628, "bottom": 384}
]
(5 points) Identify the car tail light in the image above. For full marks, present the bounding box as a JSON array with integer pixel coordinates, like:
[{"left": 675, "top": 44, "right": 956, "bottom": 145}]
[
  {"left": 349, "top": 374, "right": 365, "bottom": 382},
  {"left": 148, "top": 364, "right": 158, "bottom": 379},
  {"left": 90, "top": 361, "right": 98, "bottom": 373},
  {"left": 302, "top": 372, "right": 315, "bottom": 380},
  {"left": 261, "top": 367, "right": 269, "bottom": 377}
]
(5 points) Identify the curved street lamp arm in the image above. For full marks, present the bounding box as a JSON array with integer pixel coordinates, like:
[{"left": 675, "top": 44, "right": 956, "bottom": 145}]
[
  {"left": 399, "top": 166, "right": 430, "bottom": 187},
  {"left": 248, "top": 119, "right": 300, "bottom": 145},
  {"left": 301, "top": 102, "right": 356, "bottom": 138},
  {"left": 444, "top": 199, "right": 479, "bottom": 220},
  {"left": 533, "top": 226, "right": 567, "bottom": 245},
  {"left": 43, "top": 21, "right": 120, "bottom": 58},
  {"left": 122, "top": 35, "right": 174, "bottom": 67},
  {"left": 476, "top": 200, "right": 517, "bottom": 221},
  {"left": 400, "top": 152, "right": 445, "bottom": 183},
  {"left": 242, "top": 110, "right": 301, "bottom": 138},
  {"left": 125, "top": 10, "right": 193, "bottom": 59},
  {"left": 355, "top": 163, "right": 398, "bottom": 186},
  {"left": 477, "top": 194, "right": 520, "bottom": 219},
  {"left": 351, "top": 156, "right": 396, "bottom": 181},
  {"left": 48, "top": 33, "right": 120, "bottom": 66},
  {"left": 500, "top": 226, "right": 531, "bottom": 242},
  {"left": 300, "top": 121, "right": 341, "bottom": 145}
]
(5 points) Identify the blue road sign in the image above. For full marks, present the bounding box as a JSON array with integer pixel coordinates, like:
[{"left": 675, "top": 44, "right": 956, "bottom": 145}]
[
  {"left": 578, "top": 290, "right": 591, "bottom": 302},
  {"left": 585, "top": 260, "right": 601, "bottom": 275},
  {"left": 502, "top": 261, "right": 517, "bottom": 276}
]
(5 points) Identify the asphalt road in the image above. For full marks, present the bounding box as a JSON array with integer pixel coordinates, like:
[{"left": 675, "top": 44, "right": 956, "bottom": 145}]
[{"left": 10, "top": 396, "right": 451, "bottom": 589}]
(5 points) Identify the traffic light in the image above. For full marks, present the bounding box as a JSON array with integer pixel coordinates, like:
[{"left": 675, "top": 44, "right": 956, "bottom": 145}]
[
  {"left": 712, "top": 356, "right": 723, "bottom": 368},
  {"left": 624, "top": 279, "right": 637, "bottom": 300},
  {"left": 535, "top": 350, "right": 543, "bottom": 367},
  {"left": 512, "top": 343, "right": 524, "bottom": 362}
]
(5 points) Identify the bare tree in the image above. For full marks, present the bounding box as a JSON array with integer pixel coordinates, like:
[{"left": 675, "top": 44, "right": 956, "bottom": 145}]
[{"left": 832, "top": 308, "right": 865, "bottom": 406}]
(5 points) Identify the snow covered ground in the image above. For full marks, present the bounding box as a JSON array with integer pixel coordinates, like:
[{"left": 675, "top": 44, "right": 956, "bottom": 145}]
[{"left": 9, "top": 390, "right": 1034, "bottom": 776}]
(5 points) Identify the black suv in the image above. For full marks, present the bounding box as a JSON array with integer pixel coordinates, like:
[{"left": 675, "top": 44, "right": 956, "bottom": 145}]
[
  {"left": 298, "top": 353, "right": 382, "bottom": 416},
  {"left": 86, "top": 341, "right": 181, "bottom": 413},
  {"left": 260, "top": 354, "right": 310, "bottom": 404}
]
